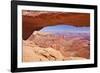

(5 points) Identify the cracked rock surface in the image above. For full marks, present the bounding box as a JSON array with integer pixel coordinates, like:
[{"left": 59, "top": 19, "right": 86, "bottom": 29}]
[{"left": 23, "top": 31, "right": 89, "bottom": 62}]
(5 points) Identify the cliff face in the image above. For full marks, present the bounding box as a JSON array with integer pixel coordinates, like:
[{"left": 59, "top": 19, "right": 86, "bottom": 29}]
[{"left": 22, "top": 11, "right": 90, "bottom": 40}]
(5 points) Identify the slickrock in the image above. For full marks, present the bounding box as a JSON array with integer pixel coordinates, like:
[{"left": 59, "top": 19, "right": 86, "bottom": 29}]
[
  {"left": 22, "top": 11, "right": 90, "bottom": 62},
  {"left": 23, "top": 34, "right": 88, "bottom": 62},
  {"left": 23, "top": 40, "right": 65, "bottom": 62},
  {"left": 27, "top": 31, "right": 90, "bottom": 59}
]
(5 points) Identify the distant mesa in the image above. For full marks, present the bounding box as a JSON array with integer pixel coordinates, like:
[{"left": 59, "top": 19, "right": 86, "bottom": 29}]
[
  {"left": 29, "top": 25, "right": 90, "bottom": 41},
  {"left": 40, "top": 25, "right": 90, "bottom": 33}
]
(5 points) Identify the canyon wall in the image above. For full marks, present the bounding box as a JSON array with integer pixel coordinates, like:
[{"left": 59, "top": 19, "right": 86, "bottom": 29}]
[{"left": 22, "top": 11, "right": 90, "bottom": 40}]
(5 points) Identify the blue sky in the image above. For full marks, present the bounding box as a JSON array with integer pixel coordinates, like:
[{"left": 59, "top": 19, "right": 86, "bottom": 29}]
[{"left": 40, "top": 25, "right": 90, "bottom": 33}]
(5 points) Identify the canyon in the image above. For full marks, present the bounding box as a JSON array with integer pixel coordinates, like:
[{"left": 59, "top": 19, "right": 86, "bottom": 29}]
[
  {"left": 23, "top": 30, "right": 90, "bottom": 62},
  {"left": 22, "top": 11, "right": 90, "bottom": 62},
  {"left": 22, "top": 11, "right": 90, "bottom": 40}
]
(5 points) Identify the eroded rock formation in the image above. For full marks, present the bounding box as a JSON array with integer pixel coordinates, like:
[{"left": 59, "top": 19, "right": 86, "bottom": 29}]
[
  {"left": 22, "top": 11, "right": 90, "bottom": 40},
  {"left": 23, "top": 31, "right": 89, "bottom": 62},
  {"left": 22, "top": 11, "right": 90, "bottom": 62}
]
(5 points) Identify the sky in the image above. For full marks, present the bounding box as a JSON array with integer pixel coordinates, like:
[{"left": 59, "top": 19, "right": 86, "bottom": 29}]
[{"left": 40, "top": 24, "right": 90, "bottom": 33}]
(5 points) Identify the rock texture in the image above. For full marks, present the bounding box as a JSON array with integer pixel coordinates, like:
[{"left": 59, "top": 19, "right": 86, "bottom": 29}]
[
  {"left": 23, "top": 31, "right": 89, "bottom": 62},
  {"left": 23, "top": 41, "right": 65, "bottom": 62},
  {"left": 22, "top": 11, "right": 90, "bottom": 62},
  {"left": 23, "top": 40, "right": 86, "bottom": 62},
  {"left": 22, "top": 11, "right": 90, "bottom": 40}
]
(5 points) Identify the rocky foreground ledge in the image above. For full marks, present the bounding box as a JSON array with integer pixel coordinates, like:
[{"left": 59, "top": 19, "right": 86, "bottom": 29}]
[
  {"left": 23, "top": 40, "right": 86, "bottom": 62},
  {"left": 23, "top": 31, "right": 89, "bottom": 62}
]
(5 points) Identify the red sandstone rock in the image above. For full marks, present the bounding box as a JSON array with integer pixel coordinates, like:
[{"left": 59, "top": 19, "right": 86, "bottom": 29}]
[
  {"left": 23, "top": 40, "right": 86, "bottom": 62},
  {"left": 27, "top": 31, "right": 90, "bottom": 59},
  {"left": 22, "top": 11, "right": 90, "bottom": 39},
  {"left": 22, "top": 11, "right": 90, "bottom": 62}
]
